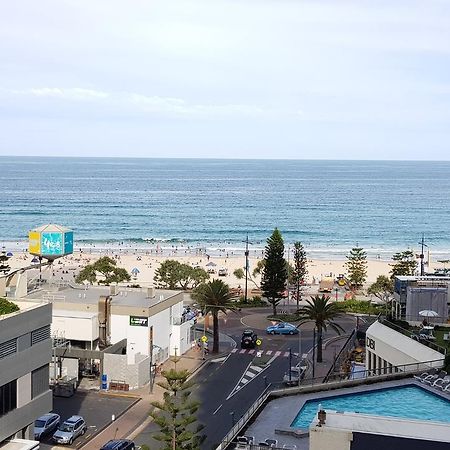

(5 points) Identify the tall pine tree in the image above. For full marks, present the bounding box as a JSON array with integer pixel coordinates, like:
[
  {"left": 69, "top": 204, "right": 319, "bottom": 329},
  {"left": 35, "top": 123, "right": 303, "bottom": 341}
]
[
  {"left": 261, "top": 228, "right": 287, "bottom": 316},
  {"left": 390, "top": 250, "right": 417, "bottom": 278},
  {"left": 148, "top": 369, "right": 204, "bottom": 450},
  {"left": 345, "top": 247, "right": 367, "bottom": 289},
  {"left": 292, "top": 241, "right": 308, "bottom": 309}
]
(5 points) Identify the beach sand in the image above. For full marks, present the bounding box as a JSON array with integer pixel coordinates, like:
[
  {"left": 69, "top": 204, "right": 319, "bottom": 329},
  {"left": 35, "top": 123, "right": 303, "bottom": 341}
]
[{"left": 7, "top": 249, "right": 406, "bottom": 290}]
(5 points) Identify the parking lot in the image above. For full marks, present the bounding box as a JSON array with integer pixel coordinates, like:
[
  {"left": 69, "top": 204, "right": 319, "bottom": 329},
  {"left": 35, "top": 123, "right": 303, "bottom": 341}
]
[{"left": 39, "top": 390, "right": 138, "bottom": 448}]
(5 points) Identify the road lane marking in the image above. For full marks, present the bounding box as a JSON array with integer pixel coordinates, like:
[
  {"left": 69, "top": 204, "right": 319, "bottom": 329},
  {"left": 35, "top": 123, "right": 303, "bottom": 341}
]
[
  {"left": 252, "top": 366, "right": 263, "bottom": 372},
  {"left": 245, "top": 371, "right": 256, "bottom": 378},
  {"left": 284, "top": 351, "right": 290, "bottom": 357},
  {"left": 241, "top": 378, "right": 249, "bottom": 384},
  {"left": 274, "top": 351, "right": 281, "bottom": 357},
  {"left": 231, "top": 348, "right": 238, "bottom": 353},
  {"left": 239, "top": 349, "right": 246, "bottom": 354},
  {"left": 213, "top": 404, "right": 223, "bottom": 415},
  {"left": 266, "top": 350, "right": 272, "bottom": 355},
  {"left": 248, "top": 349, "right": 255, "bottom": 354}
]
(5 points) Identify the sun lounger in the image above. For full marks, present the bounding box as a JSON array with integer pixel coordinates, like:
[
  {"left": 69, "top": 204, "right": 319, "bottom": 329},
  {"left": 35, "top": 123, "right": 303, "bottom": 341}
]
[
  {"left": 436, "top": 379, "right": 450, "bottom": 391},
  {"left": 414, "top": 368, "right": 438, "bottom": 382},
  {"left": 431, "top": 374, "right": 450, "bottom": 388},
  {"left": 423, "top": 370, "right": 447, "bottom": 385}
]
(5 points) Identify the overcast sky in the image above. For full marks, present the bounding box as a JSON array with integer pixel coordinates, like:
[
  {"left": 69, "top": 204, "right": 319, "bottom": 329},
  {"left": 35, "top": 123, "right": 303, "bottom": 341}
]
[{"left": 1, "top": 0, "right": 449, "bottom": 160}]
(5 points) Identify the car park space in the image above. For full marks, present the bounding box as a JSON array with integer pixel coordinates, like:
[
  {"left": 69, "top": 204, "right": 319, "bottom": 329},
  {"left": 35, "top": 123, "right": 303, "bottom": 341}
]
[{"left": 37, "top": 391, "right": 137, "bottom": 448}]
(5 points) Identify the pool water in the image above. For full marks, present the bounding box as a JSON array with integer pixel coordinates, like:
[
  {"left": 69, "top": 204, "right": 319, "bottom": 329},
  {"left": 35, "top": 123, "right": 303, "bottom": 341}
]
[{"left": 291, "top": 385, "right": 450, "bottom": 429}]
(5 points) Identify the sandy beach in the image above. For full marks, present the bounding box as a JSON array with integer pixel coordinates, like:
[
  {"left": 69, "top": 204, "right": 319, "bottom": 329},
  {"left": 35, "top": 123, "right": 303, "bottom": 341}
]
[{"left": 6, "top": 248, "right": 411, "bottom": 290}]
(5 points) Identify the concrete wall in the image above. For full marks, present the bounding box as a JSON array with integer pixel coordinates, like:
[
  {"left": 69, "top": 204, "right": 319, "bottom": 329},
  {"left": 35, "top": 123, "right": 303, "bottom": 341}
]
[
  {"left": 170, "top": 320, "right": 193, "bottom": 356},
  {"left": 52, "top": 311, "right": 99, "bottom": 341},
  {"left": 310, "top": 427, "right": 352, "bottom": 450},
  {"left": 103, "top": 352, "right": 150, "bottom": 390}
]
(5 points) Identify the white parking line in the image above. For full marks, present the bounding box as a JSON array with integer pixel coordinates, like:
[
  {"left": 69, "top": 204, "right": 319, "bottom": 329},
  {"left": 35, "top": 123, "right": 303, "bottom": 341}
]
[{"left": 213, "top": 404, "right": 223, "bottom": 415}]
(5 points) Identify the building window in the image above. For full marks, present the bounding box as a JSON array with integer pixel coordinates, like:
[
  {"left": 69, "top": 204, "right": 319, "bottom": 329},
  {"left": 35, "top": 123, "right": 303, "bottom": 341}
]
[
  {"left": 0, "top": 379, "right": 17, "bottom": 417},
  {"left": 0, "top": 338, "right": 17, "bottom": 359},
  {"left": 31, "top": 325, "right": 50, "bottom": 345},
  {"left": 32, "top": 365, "right": 49, "bottom": 399}
]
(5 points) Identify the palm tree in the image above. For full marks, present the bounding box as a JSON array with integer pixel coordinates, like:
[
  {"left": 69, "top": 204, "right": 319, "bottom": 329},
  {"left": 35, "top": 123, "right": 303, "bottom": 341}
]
[
  {"left": 298, "top": 294, "right": 344, "bottom": 363},
  {"left": 192, "top": 279, "right": 236, "bottom": 353}
]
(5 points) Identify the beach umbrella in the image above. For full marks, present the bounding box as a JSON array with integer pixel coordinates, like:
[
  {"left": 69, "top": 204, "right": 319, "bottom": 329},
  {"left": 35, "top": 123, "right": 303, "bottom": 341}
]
[
  {"left": 131, "top": 267, "right": 140, "bottom": 275},
  {"left": 31, "top": 256, "right": 39, "bottom": 263},
  {"left": 206, "top": 262, "right": 217, "bottom": 267},
  {"left": 419, "top": 310, "right": 439, "bottom": 318},
  {"left": 6, "top": 252, "right": 13, "bottom": 257}
]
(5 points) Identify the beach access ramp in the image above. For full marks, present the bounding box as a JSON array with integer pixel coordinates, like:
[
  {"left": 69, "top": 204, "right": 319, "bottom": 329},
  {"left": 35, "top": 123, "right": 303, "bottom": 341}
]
[{"left": 319, "top": 277, "right": 335, "bottom": 293}]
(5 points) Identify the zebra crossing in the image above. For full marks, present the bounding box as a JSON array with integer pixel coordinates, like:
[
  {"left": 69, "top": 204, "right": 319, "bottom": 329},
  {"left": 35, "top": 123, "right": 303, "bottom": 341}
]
[
  {"left": 226, "top": 363, "right": 265, "bottom": 399},
  {"left": 231, "top": 348, "right": 293, "bottom": 358}
]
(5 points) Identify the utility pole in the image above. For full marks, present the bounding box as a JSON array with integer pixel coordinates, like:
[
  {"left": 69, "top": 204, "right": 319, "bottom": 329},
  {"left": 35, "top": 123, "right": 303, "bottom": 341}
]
[
  {"left": 418, "top": 233, "right": 428, "bottom": 276},
  {"left": 312, "top": 328, "right": 316, "bottom": 379},
  {"left": 288, "top": 348, "right": 292, "bottom": 382},
  {"left": 244, "top": 235, "right": 249, "bottom": 303}
]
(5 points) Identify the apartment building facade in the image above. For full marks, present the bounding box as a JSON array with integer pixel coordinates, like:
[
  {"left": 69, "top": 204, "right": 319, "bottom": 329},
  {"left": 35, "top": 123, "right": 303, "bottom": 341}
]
[{"left": 0, "top": 302, "right": 52, "bottom": 443}]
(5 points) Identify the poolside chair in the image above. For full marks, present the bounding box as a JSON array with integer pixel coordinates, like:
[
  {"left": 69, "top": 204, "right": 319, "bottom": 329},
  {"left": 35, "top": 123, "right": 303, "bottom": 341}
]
[
  {"left": 423, "top": 370, "right": 447, "bottom": 385},
  {"left": 431, "top": 374, "right": 450, "bottom": 388},
  {"left": 414, "top": 368, "right": 438, "bottom": 382},
  {"left": 436, "top": 378, "right": 450, "bottom": 391}
]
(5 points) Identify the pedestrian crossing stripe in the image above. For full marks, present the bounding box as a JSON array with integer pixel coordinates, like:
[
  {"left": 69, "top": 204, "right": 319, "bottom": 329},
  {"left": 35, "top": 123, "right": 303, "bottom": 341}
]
[{"left": 230, "top": 348, "right": 296, "bottom": 358}]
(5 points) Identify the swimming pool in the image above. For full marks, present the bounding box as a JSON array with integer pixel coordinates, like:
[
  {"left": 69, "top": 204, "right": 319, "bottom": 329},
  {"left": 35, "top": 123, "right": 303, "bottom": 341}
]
[{"left": 291, "top": 384, "right": 450, "bottom": 429}]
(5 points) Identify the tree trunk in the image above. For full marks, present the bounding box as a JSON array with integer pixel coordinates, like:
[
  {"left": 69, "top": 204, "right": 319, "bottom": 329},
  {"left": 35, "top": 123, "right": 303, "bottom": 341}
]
[
  {"left": 316, "top": 325, "right": 323, "bottom": 363},
  {"left": 296, "top": 281, "right": 300, "bottom": 310},
  {"left": 213, "top": 311, "right": 219, "bottom": 353},
  {"left": 272, "top": 300, "right": 277, "bottom": 316}
]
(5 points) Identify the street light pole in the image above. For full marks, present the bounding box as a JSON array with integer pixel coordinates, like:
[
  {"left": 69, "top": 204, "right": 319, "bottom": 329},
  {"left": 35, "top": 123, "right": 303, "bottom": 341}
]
[
  {"left": 312, "top": 328, "right": 316, "bottom": 379},
  {"left": 288, "top": 348, "right": 292, "bottom": 382},
  {"left": 244, "top": 234, "right": 249, "bottom": 303},
  {"left": 418, "top": 233, "right": 428, "bottom": 276}
]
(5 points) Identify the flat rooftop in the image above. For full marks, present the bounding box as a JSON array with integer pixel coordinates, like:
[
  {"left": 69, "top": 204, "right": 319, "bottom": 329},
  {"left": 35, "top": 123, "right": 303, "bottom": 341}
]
[{"left": 25, "top": 285, "right": 182, "bottom": 308}]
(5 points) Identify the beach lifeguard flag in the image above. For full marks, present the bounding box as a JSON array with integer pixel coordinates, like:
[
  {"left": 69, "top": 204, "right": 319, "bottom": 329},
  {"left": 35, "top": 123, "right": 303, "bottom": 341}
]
[{"left": 28, "top": 224, "right": 74, "bottom": 260}]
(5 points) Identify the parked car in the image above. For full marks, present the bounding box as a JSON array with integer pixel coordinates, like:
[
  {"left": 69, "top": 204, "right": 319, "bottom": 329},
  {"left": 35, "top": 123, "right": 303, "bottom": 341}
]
[
  {"left": 100, "top": 439, "right": 135, "bottom": 450},
  {"left": 266, "top": 322, "right": 298, "bottom": 335},
  {"left": 241, "top": 330, "right": 258, "bottom": 349},
  {"left": 52, "top": 415, "right": 87, "bottom": 445},
  {"left": 34, "top": 413, "right": 60, "bottom": 440}
]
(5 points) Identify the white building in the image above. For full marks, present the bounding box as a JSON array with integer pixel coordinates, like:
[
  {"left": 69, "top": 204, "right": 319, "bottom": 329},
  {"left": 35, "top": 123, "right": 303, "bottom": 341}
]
[
  {"left": 310, "top": 409, "right": 450, "bottom": 450},
  {"left": 365, "top": 320, "right": 445, "bottom": 375},
  {"left": 23, "top": 285, "right": 194, "bottom": 389}
]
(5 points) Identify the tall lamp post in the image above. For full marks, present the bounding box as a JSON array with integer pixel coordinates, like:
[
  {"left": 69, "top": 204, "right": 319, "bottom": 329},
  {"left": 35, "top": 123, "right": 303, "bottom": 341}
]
[
  {"left": 418, "top": 234, "right": 428, "bottom": 276},
  {"left": 242, "top": 235, "right": 252, "bottom": 303}
]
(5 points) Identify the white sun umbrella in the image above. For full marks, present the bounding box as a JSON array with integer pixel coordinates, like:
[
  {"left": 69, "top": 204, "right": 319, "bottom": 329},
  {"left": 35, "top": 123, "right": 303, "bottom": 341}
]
[
  {"left": 419, "top": 310, "right": 439, "bottom": 318},
  {"left": 131, "top": 267, "right": 140, "bottom": 275}
]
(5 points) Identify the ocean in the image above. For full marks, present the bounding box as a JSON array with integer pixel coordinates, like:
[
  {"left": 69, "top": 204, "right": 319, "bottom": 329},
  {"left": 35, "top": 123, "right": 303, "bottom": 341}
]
[{"left": 1, "top": 157, "right": 449, "bottom": 259}]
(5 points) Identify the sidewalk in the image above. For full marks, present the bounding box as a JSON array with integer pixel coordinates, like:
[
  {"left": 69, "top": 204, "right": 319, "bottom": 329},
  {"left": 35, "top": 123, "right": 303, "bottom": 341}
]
[{"left": 81, "top": 349, "right": 205, "bottom": 450}]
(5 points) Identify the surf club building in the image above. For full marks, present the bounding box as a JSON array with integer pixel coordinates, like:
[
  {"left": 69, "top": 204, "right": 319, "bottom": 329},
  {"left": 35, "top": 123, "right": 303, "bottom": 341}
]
[{"left": 22, "top": 285, "right": 194, "bottom": 390}]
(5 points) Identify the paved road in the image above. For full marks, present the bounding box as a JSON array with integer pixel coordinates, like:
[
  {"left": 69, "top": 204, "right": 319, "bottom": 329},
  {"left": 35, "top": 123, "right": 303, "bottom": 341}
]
[{"left": 134, "top": 309, "right": 356, "bottom": 450}]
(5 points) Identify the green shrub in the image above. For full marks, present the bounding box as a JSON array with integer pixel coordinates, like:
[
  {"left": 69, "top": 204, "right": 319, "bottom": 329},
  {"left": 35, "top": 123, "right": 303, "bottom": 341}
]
[
  {"left": 0, "top": 298, "right": 19, "bottom": 316},
  {"left": 336, "top": 299, "right": 380, "bottom": 315}
]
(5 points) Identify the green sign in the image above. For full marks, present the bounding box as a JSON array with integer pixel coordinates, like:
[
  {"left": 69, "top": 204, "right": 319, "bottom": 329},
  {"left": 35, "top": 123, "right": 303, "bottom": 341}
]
[{"left": 130, "top": 316, "right": 148, "bottom": 327}]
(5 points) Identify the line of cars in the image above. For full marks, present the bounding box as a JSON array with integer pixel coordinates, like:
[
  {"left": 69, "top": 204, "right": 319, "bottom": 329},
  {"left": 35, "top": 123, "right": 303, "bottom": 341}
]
[
  {"left": 240, "top": 322, "right": 299, "bottom": 349},
  {"left": 34, "top": 413, "right": 135, "bottom": 449}
]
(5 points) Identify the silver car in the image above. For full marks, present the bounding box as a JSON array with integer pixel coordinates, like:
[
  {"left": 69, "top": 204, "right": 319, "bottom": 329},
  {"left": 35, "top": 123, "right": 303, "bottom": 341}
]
[
  {"left": 52, "top": 415, "right": 87, "bottom": 445},
  {"left": 34, "top": 413, "right": 60, "bottom": 440}
]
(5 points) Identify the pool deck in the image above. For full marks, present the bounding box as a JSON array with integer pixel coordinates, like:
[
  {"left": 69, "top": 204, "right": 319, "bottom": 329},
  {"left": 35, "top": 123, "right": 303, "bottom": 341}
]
[{"left": 244, "top": 377, "right": 450, "bottom": 450}]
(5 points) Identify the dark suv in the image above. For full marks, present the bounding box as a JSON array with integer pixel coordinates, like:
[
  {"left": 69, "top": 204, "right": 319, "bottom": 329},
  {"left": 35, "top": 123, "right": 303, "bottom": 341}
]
[
  {"left": 100, "top": 439, "right": 135, "bottom": 450},
  {"left": 241, "top": 330, "right": 258, "bottom": 349}
]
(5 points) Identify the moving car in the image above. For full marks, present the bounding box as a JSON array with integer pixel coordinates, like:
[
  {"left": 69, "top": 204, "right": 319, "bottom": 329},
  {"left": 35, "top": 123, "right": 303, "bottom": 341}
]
[
  {"left": 266, "top": 322, "right": 298, "bottom": 335},
  {"left": 34, "top": 413, "right": 60, "bottom": 440},
  {"left": 100, "top": 439, "right": 136, "bottom": 450},
  {"left": 52, "top": 415, "right": 87, "bottom": 445},
  {"left": 241, "top": 329, "right": 258, "bottom": 349}
]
